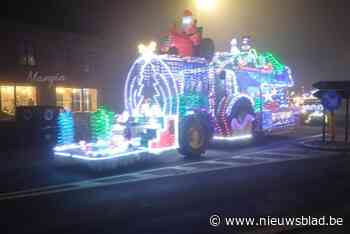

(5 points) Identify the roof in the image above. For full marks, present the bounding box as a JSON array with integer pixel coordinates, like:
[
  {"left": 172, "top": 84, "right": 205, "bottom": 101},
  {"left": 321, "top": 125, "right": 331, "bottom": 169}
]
[{"left": 313, "top": 81, "right": 350, "bottom": 98}]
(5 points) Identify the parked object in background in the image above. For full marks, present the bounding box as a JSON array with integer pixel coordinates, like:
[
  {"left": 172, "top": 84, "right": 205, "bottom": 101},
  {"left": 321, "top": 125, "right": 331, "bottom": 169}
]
[
  {"left": 313, "top": 81, "right": 350, "bottom": 144},
  {"left": 295, "top": 90, "right": 324, "bottom": 125}
]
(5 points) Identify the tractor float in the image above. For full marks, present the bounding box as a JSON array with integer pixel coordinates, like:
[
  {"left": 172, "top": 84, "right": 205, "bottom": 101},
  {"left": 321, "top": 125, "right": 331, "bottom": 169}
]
[{"left": 54, "top": 10, "right": 298, "bottom": 169}]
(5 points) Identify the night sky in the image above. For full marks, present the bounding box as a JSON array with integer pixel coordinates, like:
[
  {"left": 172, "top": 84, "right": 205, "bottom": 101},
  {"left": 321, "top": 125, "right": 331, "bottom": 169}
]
[{"left": 1, "top": 0, "right": 350, "bottom": 91}]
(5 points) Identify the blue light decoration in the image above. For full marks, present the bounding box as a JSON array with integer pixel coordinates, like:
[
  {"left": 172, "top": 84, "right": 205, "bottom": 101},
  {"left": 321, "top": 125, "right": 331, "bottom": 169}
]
[{"left": 57, "top": 111, "right": 75, "bottom": 145}]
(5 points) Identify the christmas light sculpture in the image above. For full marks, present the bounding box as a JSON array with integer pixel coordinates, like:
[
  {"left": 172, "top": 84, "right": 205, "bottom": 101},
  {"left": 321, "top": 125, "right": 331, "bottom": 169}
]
[
  {"left": 90, "top": 106, "right": 115, "bottom": 141},
  {"left": 57, "top": 111, "right": 74, "bottom": 145},
  {"left": 179, "top": 92, "right": 207, "bottom": 117},
  {"left": 53, "top": 35, "right": 298, "bottom": 166},
  {"left": 124, "top": 52, "right": 180, "bottom": 117},
  {"left": 261, "top": 52, "right": 285, "bottom": 74}
]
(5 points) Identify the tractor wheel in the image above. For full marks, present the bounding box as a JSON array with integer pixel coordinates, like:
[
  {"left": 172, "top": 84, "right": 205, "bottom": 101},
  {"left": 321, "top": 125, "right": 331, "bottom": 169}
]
[
  {"left": 178, "top": 114, "right": 210, "bottom": 157},
  {"left": 229, "top": 98, "right": 255, "bottom": 136}
]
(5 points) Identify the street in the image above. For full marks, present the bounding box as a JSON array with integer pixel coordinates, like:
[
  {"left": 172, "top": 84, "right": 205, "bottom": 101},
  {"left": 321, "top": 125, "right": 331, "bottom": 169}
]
[{"left": 1, "top": 127, "right": 350, "bottom": 234}]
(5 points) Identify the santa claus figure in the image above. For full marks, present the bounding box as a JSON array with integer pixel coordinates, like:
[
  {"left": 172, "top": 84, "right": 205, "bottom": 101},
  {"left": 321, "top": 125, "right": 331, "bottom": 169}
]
[
  {"left": 181, "top": 10, "right": 201, "bottom": 46},
  {"left": 168, "top": 9, "right": 202, "bottom": 57}
]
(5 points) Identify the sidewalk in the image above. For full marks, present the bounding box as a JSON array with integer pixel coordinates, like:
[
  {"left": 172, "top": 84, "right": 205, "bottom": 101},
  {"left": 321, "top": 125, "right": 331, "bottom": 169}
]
[{"left": 298, "top": 129, "right": 350, "bottom": 152}]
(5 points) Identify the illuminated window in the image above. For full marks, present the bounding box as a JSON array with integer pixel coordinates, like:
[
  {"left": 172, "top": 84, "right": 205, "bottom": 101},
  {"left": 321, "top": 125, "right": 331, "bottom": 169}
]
[
  {"left": 56, "top": 87, "right": 73, "bottom": 111},
  {"left": 0, "top": 86, "right": 15, "bottom": 115},
  {"left": 72, "top": 88, "right": 82, "bottom": 112},
  {"left": 82, "top": 88, "right": 97, "bottom": 112},
  {"left": 90, "top": 89, "right": 97, "bottom": 112},
  {"left": 56, "top": 87, "right": 97, "bottom": 112},
  {"left": 15, "top": 86, "right": 37, "bottom": 106}
]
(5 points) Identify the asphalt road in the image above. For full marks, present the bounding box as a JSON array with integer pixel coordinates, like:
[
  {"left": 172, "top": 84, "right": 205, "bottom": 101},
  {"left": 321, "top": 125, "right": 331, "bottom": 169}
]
[{"left": 1, "top": 127, "right": 350, "bottom": 234}]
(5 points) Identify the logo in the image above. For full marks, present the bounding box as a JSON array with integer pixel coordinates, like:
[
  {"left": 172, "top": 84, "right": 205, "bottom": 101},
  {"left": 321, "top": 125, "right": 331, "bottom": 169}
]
[{"left": 27, "top": 71, "right": 65, "bottom": 87}]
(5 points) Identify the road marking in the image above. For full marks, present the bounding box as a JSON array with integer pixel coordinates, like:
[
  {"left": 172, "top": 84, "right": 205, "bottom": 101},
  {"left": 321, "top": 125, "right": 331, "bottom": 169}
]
[
  {"left": 204, "top": 160, "right": 240, "bottom": 166},
  {"left": 231, "top": 156, "right": 278, "bottom": 165},
  {"left": 298, "top": 133, "right": 322, "bottom": 141},
  {"left": 238, "top": 147, "right": 286, "bottom": 157},
  {"left": 0, "top": 134, "right": 325, "bottom": 201},
  {"left": 260, "top": 152, "right": 306, "bottom": 158},
  {"left": 171, "top": 166, "right": 197, "bottom": 171},
  {"left": 0, "top": 161, "right": 282, "bottom": 201}
]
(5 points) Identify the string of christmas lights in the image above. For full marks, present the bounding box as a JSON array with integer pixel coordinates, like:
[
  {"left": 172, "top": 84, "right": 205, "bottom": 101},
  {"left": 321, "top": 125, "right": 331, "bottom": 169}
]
[
  {"left": 57, "top": 111, "right": 75, "bottom": 145},
  {"left": 90, "top": 106, "right": 115, "bottom": 141}
]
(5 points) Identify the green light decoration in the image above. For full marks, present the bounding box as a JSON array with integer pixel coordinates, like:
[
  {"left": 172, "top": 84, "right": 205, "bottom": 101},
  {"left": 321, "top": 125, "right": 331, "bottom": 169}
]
[
  {"left": 90, "top": 106, "right": 115, "bottom": 141},
  {"left": 215, "top": 48, "right": 286, "bottom": 76},
  {"left": 178, "top": 92, "right": 208, "bottom": 117},
  {"left": 261, "top": 52, "right": 285, "bottom": 73}
]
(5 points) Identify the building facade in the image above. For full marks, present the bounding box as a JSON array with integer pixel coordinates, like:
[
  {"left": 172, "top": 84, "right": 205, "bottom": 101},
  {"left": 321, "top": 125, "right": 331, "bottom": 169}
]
[{"left": 0, "top": 22, "right": 106, "bottom": 118}]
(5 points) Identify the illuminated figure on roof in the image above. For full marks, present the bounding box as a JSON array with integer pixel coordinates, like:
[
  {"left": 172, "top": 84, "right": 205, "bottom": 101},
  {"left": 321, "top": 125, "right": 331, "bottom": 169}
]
[{"left": 160, "top": 9, "right": 215, "bottom": 61}]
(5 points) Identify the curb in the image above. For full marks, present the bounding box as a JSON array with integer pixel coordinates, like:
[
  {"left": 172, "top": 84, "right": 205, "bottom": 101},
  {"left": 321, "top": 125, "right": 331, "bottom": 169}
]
[{"left": 298, "top": 139, "right": 350, "bottom": 152}]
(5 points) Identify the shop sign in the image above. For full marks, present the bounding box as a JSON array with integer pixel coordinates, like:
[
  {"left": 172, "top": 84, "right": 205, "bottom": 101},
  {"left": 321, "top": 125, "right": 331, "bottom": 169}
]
[{"left": 27, "top": 71, "right": 66, "bottom": 87}]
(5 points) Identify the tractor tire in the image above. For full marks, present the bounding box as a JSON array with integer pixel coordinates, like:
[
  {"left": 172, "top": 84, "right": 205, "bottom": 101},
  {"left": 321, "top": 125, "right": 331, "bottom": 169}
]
[
  {"left": 229, "top": 98, "right": 255, "bottom": 136},
  {"left": 216, "top": 96, "right": 255, "bottom": 136},
  {"left": 178, "top": 114, "right": 210, "bottom": 157}
]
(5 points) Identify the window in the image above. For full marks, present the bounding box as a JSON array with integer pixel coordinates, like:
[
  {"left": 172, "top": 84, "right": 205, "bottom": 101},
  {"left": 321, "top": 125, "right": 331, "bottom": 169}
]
[
  {"left": 56, "top": 87, "right": 73, "bottom": 111},
  {"left": 56, "top": 87, "right": 97, "bottom": 112},
  {"left": 0, "top": 86, "right": 15, "bottom": 115},
  {"left": 0, "top": 85, "right": 37, "bottom": 116},
  {"left": 19, "top": 41, "right": 36, "bottom": 66},
  {"left": 72, "top": 88, "right": 82, "bottom": 112},
  {"left": 15, "top": 86, "right": 37, "bottom": 106},
  {"left": 82, "top": 89, "right": 97, "bottom": 112},
  {"left": 90, "top": 89, "right": 98, "bottom": 112}
]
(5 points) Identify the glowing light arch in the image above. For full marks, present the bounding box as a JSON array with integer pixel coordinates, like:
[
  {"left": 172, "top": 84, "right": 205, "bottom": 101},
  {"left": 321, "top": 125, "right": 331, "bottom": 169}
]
[
  {"left": 124, "top": 55, "right": 179, "bottom": 116},
  {"left": 225, "top": 94, "right": 255, "bottom": 117}
]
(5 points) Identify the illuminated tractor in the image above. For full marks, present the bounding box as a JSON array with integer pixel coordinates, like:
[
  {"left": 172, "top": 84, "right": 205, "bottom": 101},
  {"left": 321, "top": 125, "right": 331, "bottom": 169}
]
[
  {"left": 54, "top": 37, "right": 298, "bottom": 164},
  {"left": 122, "top": 37, "right": 297, "bottom": 157},
  {"left": 159, "top": 9, "right": 215, "bottom": 61}
]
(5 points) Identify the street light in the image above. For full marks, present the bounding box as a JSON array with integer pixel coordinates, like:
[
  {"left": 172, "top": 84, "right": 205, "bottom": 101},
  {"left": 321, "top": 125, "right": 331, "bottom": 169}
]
[{"left": 195, "top": 0, "right": 216, "bottom": 11}]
